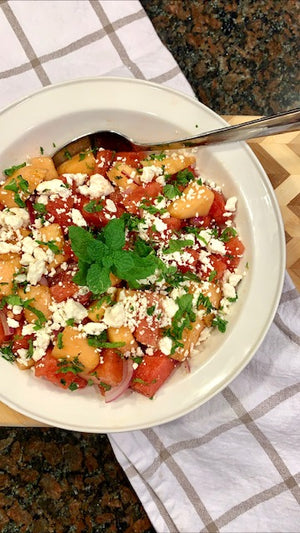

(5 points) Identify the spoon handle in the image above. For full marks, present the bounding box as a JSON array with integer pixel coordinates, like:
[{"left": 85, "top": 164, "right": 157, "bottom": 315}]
[{"left": 138, "top": 108, "right": 300, "bottom": 151}]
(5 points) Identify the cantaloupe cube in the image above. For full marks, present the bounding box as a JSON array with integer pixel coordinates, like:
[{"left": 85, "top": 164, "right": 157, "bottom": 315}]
[
  {"left": 142, "top": 154, "right": 195, "bottom": 175},
  {"left": 0, "top": 166, "right": 48, "bottom": 208},
  {"left": 0, "top": 254, "right": 21, "bottom": 297},
  {"left": 57, "top": 152, "right": 95, "bottom": 176},
  {"left": 51, "top": 326, "right": 99, "bottom": 373},
  {"left": 107, "top": 163, "right": 139, "bottom": 191},
  {"left": 170, "top": 315, "right": 205, "bottom": 362},
  {"left": 30, "top": 156, "right": 58, "bottom": 180},
  {"left": 18, "top": 285, "right": 52, "bottom": 323},
  {"left": 107, "top": 326, "right": 138, "bottom": 354},
  {"left": 168, "top": 183, "right": 214, "bottom": 219},
  {"left": 38, "top": 223, "right": 65, "bottom": 269}
]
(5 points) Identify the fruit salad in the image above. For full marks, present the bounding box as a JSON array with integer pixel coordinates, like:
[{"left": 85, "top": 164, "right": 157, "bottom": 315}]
[{"left": 0, "top": 147, "right": 245, "bottom": 401}]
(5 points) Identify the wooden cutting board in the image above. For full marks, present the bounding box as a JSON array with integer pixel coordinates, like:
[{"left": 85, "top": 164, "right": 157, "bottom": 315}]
[{"left": 0, "top": 116, "right": 299, "bottom": 427}]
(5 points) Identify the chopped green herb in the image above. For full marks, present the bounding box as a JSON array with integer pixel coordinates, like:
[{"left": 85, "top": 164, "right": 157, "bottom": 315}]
[
  {"left": 197, "top": 293, "right": 213, "bottom": 312},
  {"left": 83, "top": 200, "right": 104, "bottom": 213},
  {"left": 36, "top": 239, "right": 61, "bottom": 255},
  {"left": 147, "top": 305, "right": 156, "bottom": 316},
  {"left": 99, "top": 381, "right": 112, "bottom": 391},
  {"left": 208, "top": 270, "right": 217, "bottom": 281},
  {"left": 66, "top": 318, "right": 75, "bottom": 327},
  {"left": 163, "top": 183, "right": 181, "bottom": 199},
  {"left": 57, "top": 356, "right": 84, "bottom": 375},
  {"left": 147, "top": 152, "right": 166, "bottom": 161},
  {"left": 64, "top": 150, "right": 72, "bottom": 160},
  {"left": 33, "top": 202, "right": 47, "bottom": 214},
  {"left": 40, "top": 146, "right": 44, "bottom": 155},
  {"left": 27, "top": 339, "right": 34, "bottom": 359},
  {"left": 220, "top": 227, "right": 237, "bottom": 242},
  {"left": 1, "top": 344, "right": 15, "bottom": 363},
  {"left": 163, "top": 239, "right": 193, "bottom": 255},
  {"left": 212, "top": 315, "right": 228, "bottom": 333},
  {"left": 139, "top": 200, "right": 168, "bottom": 215},
  {"left": 3, "top": 162, "right": 26, "bottom": 177},
  {"left": 57, "top": 332, "right": 64, "bottom": 349},
  {"left": 69, "top": 382, "right": 79, "bottom": 391}
]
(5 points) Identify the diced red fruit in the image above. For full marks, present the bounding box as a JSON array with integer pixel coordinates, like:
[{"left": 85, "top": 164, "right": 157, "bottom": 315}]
[
  {"left": 123, "top": 182, "right": 163, "bottom": 215},
  {"left": 164, "top": 217, "right": 183, "bottom": 232},
  {"left": 49, "top": 270, "right": 79, "bottom": 302},
  {"left": 225, "top": 237, "right": 245, "bottom": 271},
  {"left": 0, "top": 320, "right": 6, "bottom": 345},
  {"left": 92, "top": 349, "right": 124, "bottom": 394},
  {"left": 63, "top": 240, "right": 77, "bottom": 262},
  {"left": 177, "top": 248, "right": 199, "bottom": 274},
  {"left": 205, "top": 254, "right": 227, "bottom": 281},
  {"left": 114, "top": 151, "right": 146, "bottom": 169},
  {"left": 94, "top": 149, "right": 115, "bottom": 175},
  {"left": 12, "top": 335, "right": 33, "bottom": 356},
  {"left": 209, "top": 191, "right": 229, "bottom": 225},
  {"left": 130, "top": 351, "right": 177, "bottom": 398},
  {"left": 46, "top": 195, "right": 74, "bottom": 232},
  {"left": 134, "top": 318, "right": 163, "bottom": 349},
  {"left": 35, "top": 352, "right": 87, "bottom": 390},
  {"left": 189, "top": 215, "right": 212, "bottom": 228}
]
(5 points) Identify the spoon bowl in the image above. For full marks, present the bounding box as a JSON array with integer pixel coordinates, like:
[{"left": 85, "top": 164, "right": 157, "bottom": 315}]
[{"left": 52, "top": 107, "right": 300, "bottom": 168}]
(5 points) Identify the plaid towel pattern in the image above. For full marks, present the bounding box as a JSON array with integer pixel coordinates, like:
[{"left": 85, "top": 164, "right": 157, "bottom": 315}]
[{"left": 1, "top": 1, "right": 299, "bottom": 532}]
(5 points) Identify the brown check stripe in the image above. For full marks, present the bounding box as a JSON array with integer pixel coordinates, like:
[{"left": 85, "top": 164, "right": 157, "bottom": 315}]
[{"left": 0, "top": 1, "right": 299, "bottom": 531}]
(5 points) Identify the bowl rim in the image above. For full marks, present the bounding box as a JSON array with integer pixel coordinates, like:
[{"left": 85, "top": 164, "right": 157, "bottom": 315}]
[{"left": 0, "top": 76, "right": 286, "bottom": 431}]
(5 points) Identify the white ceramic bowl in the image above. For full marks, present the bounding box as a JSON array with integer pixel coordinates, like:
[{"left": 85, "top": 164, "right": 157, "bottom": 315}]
[{"left": 0, "top": 77, "right": 285, "bottom": 432}]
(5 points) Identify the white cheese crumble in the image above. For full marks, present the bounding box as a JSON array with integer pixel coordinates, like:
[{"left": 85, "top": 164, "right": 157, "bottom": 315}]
[
  {"left": 225, "top": 196, "right": 237, "bottom": 212},
  {"left": 36, "top": 179, "right": 71, "bottom": 198},
  {"left": 78, "top": 174, "right": 114, "bottom": 198},
  {"left": 103, "top": 302, "right": 125, "bottom": 328},
  {"left": 159, "top": 336, "right": 173, "bottom": 356},
  {"left": 71, "top": 208, "right": 87, "bottom": 227}
]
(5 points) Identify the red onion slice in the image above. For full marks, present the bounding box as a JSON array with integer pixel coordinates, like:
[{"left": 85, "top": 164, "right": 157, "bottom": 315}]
[
  {"left": 104, "top": 358, "right": 134, "bottom": 403},
  {"left": 26, "top": 198, "right": 36, "bottom": 225},
  {"left": 0, "top": 310, "right": 13, "bottom": 338},
  {"left": 39, "top": 275, "right": 49, "bottom": 287}
]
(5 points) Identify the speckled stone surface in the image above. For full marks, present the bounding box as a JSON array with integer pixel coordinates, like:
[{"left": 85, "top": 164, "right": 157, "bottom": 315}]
[
  {"left": 141, "top": 0, "right": 300, "bottom": 115},
  {"left": 0, "top": 428, "right": 154, "bottom": 533},
  {"left": 1, "top": 2, "right": 299, "bottom": 532}
]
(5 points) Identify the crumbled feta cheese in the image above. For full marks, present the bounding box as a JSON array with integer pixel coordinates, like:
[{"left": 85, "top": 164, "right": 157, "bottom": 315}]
[
  {"left": 63, "top": 173, "right": 87, "bottom": 186},
  {"left": 71, "top": 208, "right": 87, "bottom": 227},
  {"left": 27, "top": 260, "right": 47, "bottom": 285},
  {"left": 162, "top": 297, "right": 179, "bottom": 318},
  {"left": 0, "top": 208, "right": 30, "bottom": 229},
  {"left": 7, "top": 317, "right": 19, "bottom": 328},
  {"left": 103, "top": 302, "right": 125, "bottom": 328},
  {"left": 159, "top": 336, "right": 173, "bottom": 356},
  {"left": 223, "top": 283, "right": 236, "bottom": 299},
  {"left": 106, "top": 199, "right": 117, "bottom": 213},
  {"left": 140, "top": 165, "right": 163, "bottom": 184},
  {"left": 78, "top": 174, "right": 114, "bottom": 198},
  {"left": 82, "top": 322, "right": 107, "bottom": 335},
  {"left": 36, "top": 179, "right": 71, "bottom": 198},
  {"left": 208, "top": 238, "right": 227, "bottom": 255},
  {"left": 225, "top": 196, "right": 237, "bottom": 212}
]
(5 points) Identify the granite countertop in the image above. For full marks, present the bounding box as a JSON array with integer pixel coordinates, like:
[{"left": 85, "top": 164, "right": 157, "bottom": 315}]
[
  {"left": 141, "top": 0, "right": 299, "bottom": 115},
  {"left": 0, "top": 2, "right": 299, "bottom": 532}
]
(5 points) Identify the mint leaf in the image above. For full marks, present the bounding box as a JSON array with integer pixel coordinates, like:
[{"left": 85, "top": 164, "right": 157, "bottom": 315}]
[
  {"left": 175, "top": 169, "right": 194, "bottom": 186},
  {"left": 69, "top": 226, "right": 95, "bottom": 261},
  {"left": 86, "top": 264, "right": 111, "bottom": 294},
  {"left": 102, "top": 217, "right": 125, "bottom": 250},
  {"left": 86, "top": 240, "right": 108, "bottom": 263},
  {"left": 84, "top": 199, "right": 103, "bottom": 213},
  {"left": 72, "top": 260, "right": 89, "bottom": 285}
]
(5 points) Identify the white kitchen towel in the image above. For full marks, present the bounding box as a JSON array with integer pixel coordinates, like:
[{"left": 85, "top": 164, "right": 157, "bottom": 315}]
[
  {"left": 110, "top": 273, "right": 300, "bottom": 532},
  {"left": 1, "top": 1, "right": 299, "bottom": 532}
]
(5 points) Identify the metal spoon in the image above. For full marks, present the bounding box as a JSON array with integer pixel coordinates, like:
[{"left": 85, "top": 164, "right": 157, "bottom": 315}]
[{"left": 53, "top": 108, "right": 300, "bottom": 168}]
